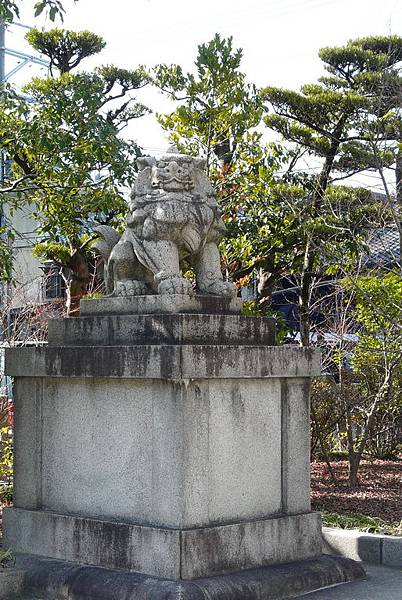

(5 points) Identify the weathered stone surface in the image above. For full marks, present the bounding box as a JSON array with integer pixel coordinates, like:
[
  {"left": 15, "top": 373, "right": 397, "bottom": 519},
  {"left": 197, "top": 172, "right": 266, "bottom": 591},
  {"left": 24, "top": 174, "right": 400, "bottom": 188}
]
[
  {"left": 180, "top": 512, "right": 322, "bottom": 579},
  {"left": 94, "top": 149, "right": 236, "bottom": 299},
  {"left": 3, "top": 508, "right": 180, "bottom": 579},
  {"left": 4, "top": 310, "right": 339, "bottom": 593},
  {"left": 0, "top": 567, "right": 25, "bottom": 599},
  {"left": 5, "top": 344, "right": 321, "bottom": 379},
  {"left": 48, "top": 313, "right": 275, "bottom": 347},
  {"left": 11, "top": 377, "right": 287, "bottom": 526},
  {"left": 13, "top": 553, "right": 366, "bottom": 600},
  {"left": 80, "top": 294, "right": 242, "bottom": 316},
  {"left": 281, "top": 379, "right": 311, "bottom": 514},
  {"left": 4, "top": 508, "right": 322, "bottom": 579},
  {"left": 382, "top": 537, "right": 402, "bottom": 568}
]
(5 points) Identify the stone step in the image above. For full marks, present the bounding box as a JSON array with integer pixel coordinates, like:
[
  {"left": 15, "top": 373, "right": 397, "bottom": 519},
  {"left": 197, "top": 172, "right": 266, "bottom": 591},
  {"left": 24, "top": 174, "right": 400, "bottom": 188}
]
[{"left": 48, "top": 311, "right": 275, "bottom": 347}]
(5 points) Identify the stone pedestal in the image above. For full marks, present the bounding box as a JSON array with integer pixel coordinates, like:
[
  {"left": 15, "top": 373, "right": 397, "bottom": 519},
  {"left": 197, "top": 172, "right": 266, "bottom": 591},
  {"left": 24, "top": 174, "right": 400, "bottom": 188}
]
[{"left": 3, "top": 296, "right": 364, "bottom": 598}]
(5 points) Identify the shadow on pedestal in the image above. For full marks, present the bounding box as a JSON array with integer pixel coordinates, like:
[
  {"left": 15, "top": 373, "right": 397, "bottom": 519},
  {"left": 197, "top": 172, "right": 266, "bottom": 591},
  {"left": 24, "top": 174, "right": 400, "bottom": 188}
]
[{"left": 14, "top": 553, "right": 365, "bottom": 600}]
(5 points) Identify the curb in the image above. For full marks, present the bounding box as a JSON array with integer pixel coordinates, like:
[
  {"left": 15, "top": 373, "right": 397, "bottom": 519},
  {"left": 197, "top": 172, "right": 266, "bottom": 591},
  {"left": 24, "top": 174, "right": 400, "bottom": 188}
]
[{"left": 323, "top": 527, "right": 402, "bottom": 567}]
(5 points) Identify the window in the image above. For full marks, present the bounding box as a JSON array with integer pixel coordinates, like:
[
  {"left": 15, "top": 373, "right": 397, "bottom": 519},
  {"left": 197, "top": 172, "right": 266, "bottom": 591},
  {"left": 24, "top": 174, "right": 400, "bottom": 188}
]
[{"left": 41, "top": 264, "right": 66, "bottom": 299}]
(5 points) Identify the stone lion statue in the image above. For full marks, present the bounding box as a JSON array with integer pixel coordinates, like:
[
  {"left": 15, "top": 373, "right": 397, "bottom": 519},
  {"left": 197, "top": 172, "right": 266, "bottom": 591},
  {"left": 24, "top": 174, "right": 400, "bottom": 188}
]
[{"left": 95, "top": 147, "right": 236, "bottom": 298}]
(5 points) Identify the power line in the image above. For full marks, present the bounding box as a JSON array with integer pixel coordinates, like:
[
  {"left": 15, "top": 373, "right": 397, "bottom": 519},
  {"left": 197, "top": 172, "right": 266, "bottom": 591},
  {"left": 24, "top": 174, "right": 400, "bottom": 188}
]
[{"left": 0, "top": 21, "right": 49, "bottom": 85}]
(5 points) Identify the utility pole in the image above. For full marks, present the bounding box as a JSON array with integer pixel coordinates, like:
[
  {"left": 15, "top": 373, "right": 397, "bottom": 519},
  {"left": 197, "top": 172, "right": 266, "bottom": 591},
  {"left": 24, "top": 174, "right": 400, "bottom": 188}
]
[
  {"left": 0, "top": 20, "right": 5, "bottom": 83},
  {"left": 0, "top": 21, "right": 5, "bottom": 183},
  {"left": 0, "top": 21, "right": 48, "bottom": 182}
]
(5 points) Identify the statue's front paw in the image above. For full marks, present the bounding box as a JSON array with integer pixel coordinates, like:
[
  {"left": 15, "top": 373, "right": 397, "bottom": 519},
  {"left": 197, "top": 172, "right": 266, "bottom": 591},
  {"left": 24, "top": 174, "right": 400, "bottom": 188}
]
[
  {"left": 201, "top": 280, "right": 237, "bottom": 298},
  {"left": 158, "top": 276, "right": 194, "bottom": 296},
  {"left": 114, "top": 279, "right": 150, "bottom": 296}
]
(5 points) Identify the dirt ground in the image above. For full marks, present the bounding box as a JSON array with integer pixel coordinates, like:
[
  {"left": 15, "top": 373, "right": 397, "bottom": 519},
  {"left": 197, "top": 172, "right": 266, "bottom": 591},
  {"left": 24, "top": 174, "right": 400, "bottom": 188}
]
[{"left": 311, "top": 459, "right": 402, "bottom": 525}]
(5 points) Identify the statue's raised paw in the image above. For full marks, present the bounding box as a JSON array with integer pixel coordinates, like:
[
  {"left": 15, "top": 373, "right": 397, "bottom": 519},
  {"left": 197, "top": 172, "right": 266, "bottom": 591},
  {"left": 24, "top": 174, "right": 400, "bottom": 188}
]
[
  {"left": 200, "top": 280, "right": 237, "bottom": 298},
  {"left": 158, "top": 276, "right": 194, "bottom": 296},
  {"left": 114, "top": 279, "right": 151, "bottom": 296}
]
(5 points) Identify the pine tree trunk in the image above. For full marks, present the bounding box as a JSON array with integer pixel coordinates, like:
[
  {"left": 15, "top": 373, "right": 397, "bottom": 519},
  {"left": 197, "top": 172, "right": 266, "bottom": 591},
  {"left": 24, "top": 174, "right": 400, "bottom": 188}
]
[
  {"left": 348, "top": 452, "right": 361, "bottom": 488},
  {"left": 63, "top": 249, "right": 91, "bottom": 316}
]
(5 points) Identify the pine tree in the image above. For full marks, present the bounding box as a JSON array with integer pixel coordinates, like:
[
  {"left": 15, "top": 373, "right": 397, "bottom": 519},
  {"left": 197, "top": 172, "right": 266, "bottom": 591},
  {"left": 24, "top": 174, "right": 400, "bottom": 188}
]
[{"left": 262, "top": 35, "right": 402, "bottom": 345}]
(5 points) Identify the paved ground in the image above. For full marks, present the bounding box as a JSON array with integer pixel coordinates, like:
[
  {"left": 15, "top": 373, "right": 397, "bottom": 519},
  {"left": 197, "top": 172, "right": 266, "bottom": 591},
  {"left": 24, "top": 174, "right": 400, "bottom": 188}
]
[{"left": 300, "top": 563, "right": 402, "bottom": 599}]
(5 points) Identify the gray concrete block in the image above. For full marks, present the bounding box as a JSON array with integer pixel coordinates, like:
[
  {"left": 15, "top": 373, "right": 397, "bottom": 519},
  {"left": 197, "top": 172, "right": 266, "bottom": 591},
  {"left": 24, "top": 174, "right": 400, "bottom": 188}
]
[
  {"left": 11, "top": 377, "right": 284, "bottom": 527},
  {"left": 3, "top": 508, "right": 181, "bottom": 579},
  {"left": 180, "top": 345, "right": 321, "bottom": 379},
  {"left": 12, "top": 379, "right": 43, "bottom": 510},
  {"left": 14, "top": 553, "right": 366, "bottom": 599},
  {"left": 6, "top": 311, "right": 322, "bottom": 582},
  {"left": 48, "top": 313, "right": 276, "bottom": 347},
  {"left": 203, "top": 379, "right": 282, "bottom": 523},
  {"left": 181, "top": 511, "right": 323, "bottom": 579},
  {"left": 4, "top": 508, "right": 322, "bottom": 580},
  {"left": 80, "top": 294, "right": 243, "bottom": 316},
  {"left": 322, "top": 527, "right": 382, "bottom": 563},
  {"left": 0, "top": 568, "right": 25, "bottom": 599},
  {"left": 281, "top": 378, "right": 311, "bottom": 514},
  {"left": 382, "top": 536, "right": 402, "bottom": 567},
  {"left": 5, "top": 344, "right": 321, "bottom": 379}
]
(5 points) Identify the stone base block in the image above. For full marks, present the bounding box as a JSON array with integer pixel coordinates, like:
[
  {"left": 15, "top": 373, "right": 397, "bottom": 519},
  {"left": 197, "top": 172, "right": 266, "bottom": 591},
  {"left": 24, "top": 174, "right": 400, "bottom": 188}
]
[
  {"left": 4, "top": 508, "right": 322, "bottom": 580},
  {"left": 48, "top": 313, "right": 275, "bottom": 347},
  {"left": 12, "top": 553, "right": 366, "bottom": 600},
  {"left": 80, "top": 294, "right": 243, "bottom": 316},
  {"left": 0, "top": 567, "right": 25, "bottom": 599}
]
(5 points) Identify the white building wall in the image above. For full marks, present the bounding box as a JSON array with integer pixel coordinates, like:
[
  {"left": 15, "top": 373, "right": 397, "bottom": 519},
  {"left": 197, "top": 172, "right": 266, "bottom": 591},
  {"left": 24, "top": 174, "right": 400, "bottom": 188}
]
[{"left": 3, "top": 205, "right": 44, "bottom": 309}]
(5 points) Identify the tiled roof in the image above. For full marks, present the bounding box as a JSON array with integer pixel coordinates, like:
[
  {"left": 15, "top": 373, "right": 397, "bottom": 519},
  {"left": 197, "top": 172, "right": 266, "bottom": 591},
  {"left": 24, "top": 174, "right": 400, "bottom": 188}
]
[{"left": 365, "top": 226, "right": 401, "bottom": 267}]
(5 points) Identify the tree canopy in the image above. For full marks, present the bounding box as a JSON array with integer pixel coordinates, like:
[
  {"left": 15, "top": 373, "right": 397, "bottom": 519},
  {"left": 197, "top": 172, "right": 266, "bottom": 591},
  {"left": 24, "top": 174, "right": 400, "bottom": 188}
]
[
  {"left": 0, "top": 27, "right": 149, "bottom": 311},
  {"left": 153, "top": 33, "right": 262, "bottom": 171},
  {"left": 152, "top": 34, "right": 387, "bottom": 330}
]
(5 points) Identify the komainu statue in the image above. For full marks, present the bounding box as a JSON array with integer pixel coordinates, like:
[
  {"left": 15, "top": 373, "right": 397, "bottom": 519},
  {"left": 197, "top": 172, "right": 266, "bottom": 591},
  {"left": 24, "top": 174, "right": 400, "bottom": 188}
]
[{"left": 95, "top": 147, "right": 237, "bottom": 298}]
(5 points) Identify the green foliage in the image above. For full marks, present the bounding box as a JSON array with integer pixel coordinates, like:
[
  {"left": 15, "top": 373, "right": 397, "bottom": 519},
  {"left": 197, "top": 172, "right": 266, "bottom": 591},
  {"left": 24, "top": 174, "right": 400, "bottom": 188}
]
[
  {"left": 26, "top": 28, "right": 106, "bottom": 74},
  {"left": 312, "top": 276, "right": 402, "bottom": 482},
  {"left": 241, "top": 300, "right": 289, "bottom": 345},
  {"left": 0, "top": 230, "right": 14, "bottom": 281},
  {"left": 0, "top": 28, "right": 149, "bottom": 284},
  {"left": 0, "top": 548, "right": 14, "bottom": 569},
  {"left": 82, "top": 291, "right": 103, "bottom": 299},
  {"left": 0, "top": 426, "right": 12, "bottom": 485},
  {"left": 262, "top": 35, "right": 402, "bottom": 179},
  {"left": 153, "top": 33, "right": 262, "bottom": 169},
  {"left": 347, "top": 274, "right": 402, "bottom": 433},
  {"left": 217, "top": 140, "right": 305, "bottom": 279},
  {"left": 321, "top": 510, "right": 401, "bottom": 535},
  {"left": 348, "top": 273, "right": 402, "bottom": 335},
  {"left": 220, "top": 157, "right": 375, "bottom": 293},
  {"left": 310, "top": 377, "right": 348, "bottom": 459},
  {"left": 261, "top": 35, "right": 402, "bottom": 345},
  {"left": 33, "top": 242, "right": 73, "bottom": 265},
  {"left": 0, "top": 0, "right": 77, "bottom": 22},
  {"left": 0, "top": 484, "right": 13, "bottom": 504},
  {"left": 154, "top": 34, "right": 387, "bottom": 313}
]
